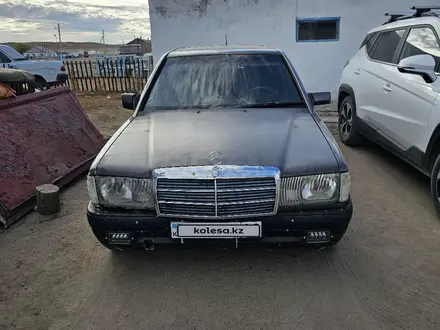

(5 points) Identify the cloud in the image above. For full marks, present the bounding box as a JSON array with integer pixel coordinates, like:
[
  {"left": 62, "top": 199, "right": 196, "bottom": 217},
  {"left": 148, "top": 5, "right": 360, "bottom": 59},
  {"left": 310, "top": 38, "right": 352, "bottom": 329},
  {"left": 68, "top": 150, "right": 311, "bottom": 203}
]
[{"left": 0, "top": 0, "right": 150, "bottom": 43}]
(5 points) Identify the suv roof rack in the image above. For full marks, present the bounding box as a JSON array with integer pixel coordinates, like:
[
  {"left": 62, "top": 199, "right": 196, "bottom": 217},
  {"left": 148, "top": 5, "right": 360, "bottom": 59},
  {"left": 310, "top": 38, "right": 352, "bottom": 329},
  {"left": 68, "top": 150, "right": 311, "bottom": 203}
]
[
  {"left": 383, "top": 6, "right": 440, "bottom": 24},
  {"left": 384, "top": 13, "right": 413, "bottom": 24},
  {"left": 411, "top": 5, "right": 440, "bottom": 16}
]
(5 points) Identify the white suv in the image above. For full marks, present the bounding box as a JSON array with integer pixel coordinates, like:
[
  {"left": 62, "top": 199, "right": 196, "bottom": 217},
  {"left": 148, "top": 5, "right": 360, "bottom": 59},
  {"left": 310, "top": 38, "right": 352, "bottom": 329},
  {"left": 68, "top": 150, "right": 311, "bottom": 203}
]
[
  {"left": 338, "top": 6, "right": 440, "bottom": 214},
  {"left": 0, "top": 45, "right": 67, "bottom": 89}
]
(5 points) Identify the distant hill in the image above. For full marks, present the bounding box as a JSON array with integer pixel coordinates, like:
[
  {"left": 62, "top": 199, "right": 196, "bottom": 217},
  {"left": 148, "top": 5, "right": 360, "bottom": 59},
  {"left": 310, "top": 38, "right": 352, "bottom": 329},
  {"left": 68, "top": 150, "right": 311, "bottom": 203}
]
[{"left": 3, "top": 41, "right": 121, "bottom": 52}]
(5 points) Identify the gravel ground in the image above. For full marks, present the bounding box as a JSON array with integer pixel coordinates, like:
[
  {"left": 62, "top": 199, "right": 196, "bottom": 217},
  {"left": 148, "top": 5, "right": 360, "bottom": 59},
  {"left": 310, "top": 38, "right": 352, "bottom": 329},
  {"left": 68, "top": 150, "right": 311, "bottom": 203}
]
[{"left": 1, "top": 138, "right": 440, "bottom": 330}]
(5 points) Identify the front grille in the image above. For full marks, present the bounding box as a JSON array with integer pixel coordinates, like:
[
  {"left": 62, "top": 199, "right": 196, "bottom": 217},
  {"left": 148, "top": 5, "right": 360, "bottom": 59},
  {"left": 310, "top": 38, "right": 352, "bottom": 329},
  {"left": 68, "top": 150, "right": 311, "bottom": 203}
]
[{"left": 156, "top": 176, "right": 277, "bottom": 218}]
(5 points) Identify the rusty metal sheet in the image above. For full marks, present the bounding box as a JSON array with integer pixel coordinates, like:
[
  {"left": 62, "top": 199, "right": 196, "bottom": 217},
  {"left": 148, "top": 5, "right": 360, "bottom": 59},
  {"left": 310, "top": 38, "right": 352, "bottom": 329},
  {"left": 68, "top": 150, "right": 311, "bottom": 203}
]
[{"left": 0, "top": 87, "right": 106, "bottom": 227}]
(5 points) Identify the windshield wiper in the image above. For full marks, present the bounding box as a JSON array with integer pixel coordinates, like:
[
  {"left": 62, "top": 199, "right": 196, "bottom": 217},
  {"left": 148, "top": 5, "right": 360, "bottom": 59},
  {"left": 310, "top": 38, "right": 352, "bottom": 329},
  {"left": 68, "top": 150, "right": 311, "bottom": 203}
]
[{"left": 241, "top": 100, "right": 305, "bottom": 108}]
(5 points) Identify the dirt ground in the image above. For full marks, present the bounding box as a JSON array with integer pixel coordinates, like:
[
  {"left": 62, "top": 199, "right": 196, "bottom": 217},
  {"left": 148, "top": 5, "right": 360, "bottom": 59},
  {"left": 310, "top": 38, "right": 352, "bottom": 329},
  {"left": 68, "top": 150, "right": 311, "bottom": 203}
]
[
  {"left": 1, "top": 100, "right": 440, "bottom": 329},
  {"left": 76, "top": 93, "right": 132, "bottom": 138}
]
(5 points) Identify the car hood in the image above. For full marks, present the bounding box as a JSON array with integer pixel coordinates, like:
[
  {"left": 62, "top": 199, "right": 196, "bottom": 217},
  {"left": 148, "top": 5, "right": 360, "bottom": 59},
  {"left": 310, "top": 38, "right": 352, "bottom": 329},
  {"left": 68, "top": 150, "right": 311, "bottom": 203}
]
[{"left": 92, "top": 108, "right": 340, "bottom": 177}]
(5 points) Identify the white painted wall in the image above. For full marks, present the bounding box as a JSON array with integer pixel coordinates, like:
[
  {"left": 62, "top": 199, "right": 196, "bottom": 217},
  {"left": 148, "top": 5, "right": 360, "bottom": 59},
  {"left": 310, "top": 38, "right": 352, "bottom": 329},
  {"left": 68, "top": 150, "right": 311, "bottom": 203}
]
[
  {"left": 148, "top": 0, "right": 434, "bottom": 95},
  {"left": 24, "top": 51, "right": 58, "bottom": 59}
]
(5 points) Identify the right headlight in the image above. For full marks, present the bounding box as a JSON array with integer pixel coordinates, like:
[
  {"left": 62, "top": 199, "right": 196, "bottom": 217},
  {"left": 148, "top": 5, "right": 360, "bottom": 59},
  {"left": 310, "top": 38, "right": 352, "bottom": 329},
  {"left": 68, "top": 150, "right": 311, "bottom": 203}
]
[
  {"left": 279, "top": 172, "right": 350, "bottom": 207},
  {"left": 87, "top": 175, "right": 155, "bottom": 209}
]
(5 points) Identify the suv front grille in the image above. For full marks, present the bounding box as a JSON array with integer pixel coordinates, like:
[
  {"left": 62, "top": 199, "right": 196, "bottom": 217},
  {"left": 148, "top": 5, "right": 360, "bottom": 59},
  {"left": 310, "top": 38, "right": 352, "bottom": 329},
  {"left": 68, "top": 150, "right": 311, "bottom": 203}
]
[{"left": 155, "top": 172, "right": 279, "bottom": 218}]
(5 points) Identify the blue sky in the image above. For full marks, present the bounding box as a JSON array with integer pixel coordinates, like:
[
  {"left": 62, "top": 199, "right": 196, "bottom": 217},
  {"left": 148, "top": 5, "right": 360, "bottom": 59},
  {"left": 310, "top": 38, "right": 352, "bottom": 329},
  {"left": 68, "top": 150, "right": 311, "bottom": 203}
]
[{"left": 0, "top": 0, "right": 150, "bottom": 44}]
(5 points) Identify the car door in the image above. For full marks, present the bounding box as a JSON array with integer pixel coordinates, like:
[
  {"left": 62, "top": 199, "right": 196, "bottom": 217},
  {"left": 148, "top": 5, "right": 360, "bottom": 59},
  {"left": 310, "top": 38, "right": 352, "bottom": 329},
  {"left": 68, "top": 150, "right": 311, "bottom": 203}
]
[
  {"left": 347, "top": 32, "right": 379, "bottom": 123},
  {"left": 381, "top": 26, "right": 440, "bottom": 157},
  {"left": 356, "top": 28, "right": 406, "bottom": 135}
]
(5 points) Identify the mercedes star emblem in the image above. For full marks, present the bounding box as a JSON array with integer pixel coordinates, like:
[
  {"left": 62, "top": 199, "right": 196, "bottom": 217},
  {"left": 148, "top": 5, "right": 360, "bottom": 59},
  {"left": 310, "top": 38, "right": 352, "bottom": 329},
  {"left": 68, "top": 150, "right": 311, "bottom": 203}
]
[{"left": 208, "top": 151, "right": 223, "bottom": 166}]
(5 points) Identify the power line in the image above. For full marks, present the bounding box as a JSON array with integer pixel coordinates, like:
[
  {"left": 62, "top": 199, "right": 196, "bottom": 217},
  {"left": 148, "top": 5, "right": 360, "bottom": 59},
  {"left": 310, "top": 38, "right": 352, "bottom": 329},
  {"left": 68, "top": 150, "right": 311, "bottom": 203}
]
[{"left": 100, "top": 29, "right": 105, "bottom": 44}]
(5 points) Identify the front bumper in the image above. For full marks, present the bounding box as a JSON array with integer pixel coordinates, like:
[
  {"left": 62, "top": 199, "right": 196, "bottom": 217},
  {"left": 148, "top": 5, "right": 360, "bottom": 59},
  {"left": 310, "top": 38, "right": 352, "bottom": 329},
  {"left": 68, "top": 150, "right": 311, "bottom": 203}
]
[{"left": 87, "top": 199, "right": 353, "bottom": 249}]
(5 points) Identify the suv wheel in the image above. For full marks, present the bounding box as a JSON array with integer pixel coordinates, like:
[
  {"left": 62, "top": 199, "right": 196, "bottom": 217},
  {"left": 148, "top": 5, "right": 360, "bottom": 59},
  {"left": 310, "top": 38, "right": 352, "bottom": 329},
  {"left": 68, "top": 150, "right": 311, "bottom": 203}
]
[
  {"left": 430, "top": 153, "right": 440, "bottom": 216},
  {"left": 338, "top": 95, "right": 363, "bottom": 145},
  {"left": 35, "top": 76, "right": 49, "bottom": 91}
]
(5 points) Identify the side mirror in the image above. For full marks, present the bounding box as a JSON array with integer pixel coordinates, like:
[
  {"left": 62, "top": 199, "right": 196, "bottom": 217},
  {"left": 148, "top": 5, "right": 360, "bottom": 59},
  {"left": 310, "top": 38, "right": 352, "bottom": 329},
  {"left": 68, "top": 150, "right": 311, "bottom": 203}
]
[
  {"left": 398, "top": 55, "right": 437, "bottom": 83},
  {"left": 309, "top": 92, "right": 331, "bottom": 106},
  {"left": 121, "top": 92, "right": 141, "bottom": 110}
]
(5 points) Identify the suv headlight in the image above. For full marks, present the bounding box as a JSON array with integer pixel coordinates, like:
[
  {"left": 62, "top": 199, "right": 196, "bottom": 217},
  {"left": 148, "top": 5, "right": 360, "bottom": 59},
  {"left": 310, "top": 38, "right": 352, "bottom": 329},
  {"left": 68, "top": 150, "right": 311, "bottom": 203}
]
[
  {"left": 280, "top": 172, "right": 350, "bottom": 207},
  {"left": 87, "top": 176, "right": 155, "bottom": 209}
]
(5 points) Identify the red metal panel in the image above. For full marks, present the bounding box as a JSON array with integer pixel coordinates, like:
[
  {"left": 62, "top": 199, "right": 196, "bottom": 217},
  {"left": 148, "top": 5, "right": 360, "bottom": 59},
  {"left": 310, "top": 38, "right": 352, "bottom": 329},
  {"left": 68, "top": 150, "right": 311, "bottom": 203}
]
[{"left": 0, "top": 87, "right": 106, "bottom": 227}]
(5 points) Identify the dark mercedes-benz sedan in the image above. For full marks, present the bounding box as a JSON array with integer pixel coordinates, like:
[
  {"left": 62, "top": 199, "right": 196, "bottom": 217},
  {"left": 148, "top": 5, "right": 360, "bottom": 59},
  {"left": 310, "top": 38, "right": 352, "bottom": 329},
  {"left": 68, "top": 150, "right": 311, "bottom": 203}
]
[{"left": 86, "top": 46, "right": 353, "bottom": 251}]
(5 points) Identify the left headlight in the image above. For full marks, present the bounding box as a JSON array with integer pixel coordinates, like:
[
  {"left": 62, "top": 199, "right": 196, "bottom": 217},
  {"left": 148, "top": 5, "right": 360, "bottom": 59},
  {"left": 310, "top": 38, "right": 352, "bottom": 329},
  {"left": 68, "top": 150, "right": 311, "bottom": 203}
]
[
  {"left": 87, "top": 176, "right": 155, "bottom": 209},
  {"left": 280, "top": 173, "right": 340, "bottom": 207}
]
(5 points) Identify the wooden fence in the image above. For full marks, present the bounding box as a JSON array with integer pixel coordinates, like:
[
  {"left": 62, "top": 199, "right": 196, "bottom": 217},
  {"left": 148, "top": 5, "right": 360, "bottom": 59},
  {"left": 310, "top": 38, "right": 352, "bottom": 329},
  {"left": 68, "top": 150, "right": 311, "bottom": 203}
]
[{"left": 63, "top": 56, "right": 153, "bottom": 93}]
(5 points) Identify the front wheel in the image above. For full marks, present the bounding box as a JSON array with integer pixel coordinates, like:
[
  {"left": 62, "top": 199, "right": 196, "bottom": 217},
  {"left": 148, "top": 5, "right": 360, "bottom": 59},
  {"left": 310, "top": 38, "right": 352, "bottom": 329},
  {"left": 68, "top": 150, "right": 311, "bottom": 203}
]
[
  {"left": 338, "top": 95, "right": 363, "bottom": 146},
  {"left": 430, "top": 154, "right": 440, "bottom": 217},
  {"left": 35, "top": 76, "right": 49, "bottom": 91}
]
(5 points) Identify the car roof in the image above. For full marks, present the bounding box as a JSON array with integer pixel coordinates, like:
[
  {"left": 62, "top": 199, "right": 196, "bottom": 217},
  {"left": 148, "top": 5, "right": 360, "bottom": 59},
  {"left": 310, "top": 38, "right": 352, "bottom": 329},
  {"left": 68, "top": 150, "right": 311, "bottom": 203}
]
[
  {"left": 368, "top": 16, "right": 440, "bottom": 34},
  {"left": 167, "top": 45, "right": 282, "bottom": 57}
]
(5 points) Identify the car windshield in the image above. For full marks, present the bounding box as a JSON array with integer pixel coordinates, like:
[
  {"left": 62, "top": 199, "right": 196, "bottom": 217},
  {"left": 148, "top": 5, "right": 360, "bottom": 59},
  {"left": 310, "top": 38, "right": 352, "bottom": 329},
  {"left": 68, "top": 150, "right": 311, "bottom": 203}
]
[
  {"left": 1, "top": 47, "right": 27, "bottom": 61},
  {"left": 145, "top": 54, "right": 303, "bottom": 110}
]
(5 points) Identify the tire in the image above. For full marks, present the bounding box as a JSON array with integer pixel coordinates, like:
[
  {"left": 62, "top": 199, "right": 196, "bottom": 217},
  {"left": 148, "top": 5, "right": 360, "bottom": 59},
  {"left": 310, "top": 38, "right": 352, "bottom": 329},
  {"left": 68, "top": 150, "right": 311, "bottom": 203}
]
[
  {"left": 35, "top": 76, "right": 49, "bottom": 91},
  {"left": 430, "top": 153, "right": 440, "bottom": 217},
  {"left": 338, "top": 95, "right": 363, "bottom": 146}
]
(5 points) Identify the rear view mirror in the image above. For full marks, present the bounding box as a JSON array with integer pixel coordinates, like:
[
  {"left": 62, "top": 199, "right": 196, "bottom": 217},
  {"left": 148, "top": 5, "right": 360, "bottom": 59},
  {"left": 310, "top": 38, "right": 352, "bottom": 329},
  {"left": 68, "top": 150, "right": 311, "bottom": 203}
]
[
  {"left": 121, "top": 92, "right": 141, "bottom": 110},
  {"left": 398, "top": 55, "right": 437, "bottom": 83},
  {"left": 309, "top": 92, "right": 331, "bottom": 106}
]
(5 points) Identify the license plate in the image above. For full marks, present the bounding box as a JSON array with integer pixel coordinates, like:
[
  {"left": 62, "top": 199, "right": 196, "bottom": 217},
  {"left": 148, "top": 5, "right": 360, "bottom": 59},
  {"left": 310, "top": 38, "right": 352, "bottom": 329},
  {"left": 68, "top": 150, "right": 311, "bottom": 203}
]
[{"left": 170, "top": 222, "right": 262, "bottom": 239}]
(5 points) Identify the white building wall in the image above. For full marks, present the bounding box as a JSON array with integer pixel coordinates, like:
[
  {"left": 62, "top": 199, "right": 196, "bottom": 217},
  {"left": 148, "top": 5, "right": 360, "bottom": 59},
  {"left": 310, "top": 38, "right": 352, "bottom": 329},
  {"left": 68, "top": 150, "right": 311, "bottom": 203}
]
[
  {"left": 24, "top": 51, "right": 58, "bottom": 59},
  {"left": 148, "top": 0, "right": 434, "bottom": 95}
]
